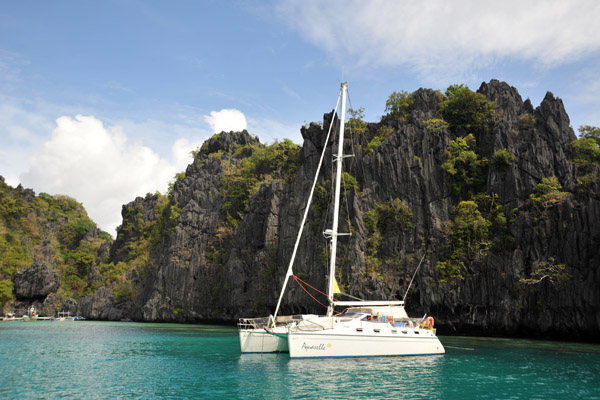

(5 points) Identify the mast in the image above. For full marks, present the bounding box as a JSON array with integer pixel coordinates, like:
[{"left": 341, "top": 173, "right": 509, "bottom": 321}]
[
  {"left": 326, "top": 82, "right": 348, "bottom": 317},
  {"left": 271, "top": 87, "right": 342, "bottom": 325}
]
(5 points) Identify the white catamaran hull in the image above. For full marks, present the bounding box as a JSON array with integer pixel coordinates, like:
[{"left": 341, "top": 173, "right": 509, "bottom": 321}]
[
  {"left": 288, "top": 328, "right": 445, "bottom": 358},
  {"left": 239, "top": 328, "right": 288, "bottom": 353}
]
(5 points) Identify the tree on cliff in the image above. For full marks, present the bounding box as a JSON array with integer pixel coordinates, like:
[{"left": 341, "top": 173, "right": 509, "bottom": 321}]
[
  {"left": 385, "top": 90, "right": 413, "bottom": 121},
  {"left": 0, "top": 177, "right": 114, "bottom": 312},
  {"left": 529, "top": 176, "right": 569, "bottom": 212},
  {"left": 442, "top": 133, "right": 488, "bottom": 195},
  {"left": 572, "top": 125, "right": 600, "bottom": 166},
  {"left": 437, "top": 200, "right": 492, "bottom": 281},
  {"left": 440, "top": 84, "right": 495, "bottom": 133},
  {"left": 520, "top": 257, "right": 570, "bottom": 286}
]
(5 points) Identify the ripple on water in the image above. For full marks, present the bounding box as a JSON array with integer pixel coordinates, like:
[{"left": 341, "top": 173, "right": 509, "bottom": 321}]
[{"left": 1, "top": 323, "right": 600, "bottom": 399}]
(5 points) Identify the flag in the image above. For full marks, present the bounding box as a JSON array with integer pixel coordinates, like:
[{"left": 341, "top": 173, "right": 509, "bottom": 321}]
[{"left": 333, "top": 279, "right": 341, "bottom": 294}]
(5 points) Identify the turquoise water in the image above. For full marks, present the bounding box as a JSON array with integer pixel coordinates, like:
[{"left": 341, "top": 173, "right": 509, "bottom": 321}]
[{"left": 1, "top": 321, "right": 599, "bottom": 399}]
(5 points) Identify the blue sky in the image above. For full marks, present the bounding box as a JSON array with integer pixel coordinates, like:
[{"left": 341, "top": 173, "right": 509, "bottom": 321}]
[{"left": 2, "top": 0, "right": 599, "bottom": 235}]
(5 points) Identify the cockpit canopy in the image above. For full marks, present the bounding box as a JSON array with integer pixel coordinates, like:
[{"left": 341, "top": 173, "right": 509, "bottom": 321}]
[{"left": 339, "top": 305, "right": 409, "bottom": 320}]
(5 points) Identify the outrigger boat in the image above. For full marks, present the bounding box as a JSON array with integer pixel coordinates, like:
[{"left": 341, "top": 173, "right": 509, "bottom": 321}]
[
  {"left": 2, "top": 312, "right": 16, "bottom": 322},
  {"left": 22, "top": 305, "right": 38, "bottom": 322}
]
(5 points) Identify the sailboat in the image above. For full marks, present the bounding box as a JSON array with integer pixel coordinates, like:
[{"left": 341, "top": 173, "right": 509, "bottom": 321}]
[
  {"left": 238, "top": 83, "right": 347, "bottom": 354},
  {"left": 239, "top": 83, "right": 445, "bottom": 358}
]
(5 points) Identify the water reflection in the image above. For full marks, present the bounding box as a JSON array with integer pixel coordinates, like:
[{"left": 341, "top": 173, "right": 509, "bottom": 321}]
[
  {"left": 2, "top": 323, "right": 599, "bottom": 399},
  {"left": 236, "top": 352, "right": 445, "bottom": 399},
  {"left": 288, "top": 355, "right": 444, "bottom": 399},
  {"left": 235, "top": 336, "right": 600, "bottom": 399}
]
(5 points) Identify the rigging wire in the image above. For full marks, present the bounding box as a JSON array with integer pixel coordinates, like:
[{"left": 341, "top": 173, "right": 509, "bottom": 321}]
[
  {"left": 293, "top": 274, "right": 342, "bottom": 314},
  {"left": 347, "top": 91, "right": 371, "bottom": 201},
  {"left": 291, "top": 86, "right": 359, "bottom": 310},
  {"left": 317, "top": 89, "right": 358, "bottom": 294},
  {"left": 271, "top": 88, "right": 342, "bottom": 323},
  {"left": 340, "top": 89, "right": 358, "bottom": 288},
  {"left": 403, "top": 253, "right": 427, "bottom": 303},
  {"left": 319, "top": 116, "right": 335, "bottom": 295},
  {"left": 321, "top": 98, "right": 355, "bottom": 293},
  {"left": 293, "top": 275, "right": 329, "bottom": 310}
]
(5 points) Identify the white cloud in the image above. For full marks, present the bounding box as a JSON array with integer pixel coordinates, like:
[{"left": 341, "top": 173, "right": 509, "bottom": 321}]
[
  {"left": 204, "top": 109, "right": 248, "bottom": 133},
  {"left": 20, "top": 115, "right": 179, "bottom": 237},
  {"left": 172, "top": 137, "right": 203, "bottom": 171},
  {"left": 3, "top": 102, "right": 297, "bottom": 239},
  {"left": 112, "top": 117, "right": 209, "bottom": 160},
  {"left": 277, "top": 0, "right": 600, "bottom": 81}
]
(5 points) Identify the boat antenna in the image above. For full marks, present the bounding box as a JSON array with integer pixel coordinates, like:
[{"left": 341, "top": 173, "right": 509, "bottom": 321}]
[
  {"left": 271, "top": 87, "right": 343, "bottom": 326},
  {"left": 403, "top": 253, "right": 426, "bottom": 303}
]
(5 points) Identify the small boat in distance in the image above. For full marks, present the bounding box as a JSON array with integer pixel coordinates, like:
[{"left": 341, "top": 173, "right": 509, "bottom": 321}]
[
  {"left": 2, "top": 312, "right": 16, "bottom": 322},
  {"left": 59, "top": 311, "right": 74, "bottom": 321},
  {"left": 22, "top": 305, "right": 39, "bottom": 322}
]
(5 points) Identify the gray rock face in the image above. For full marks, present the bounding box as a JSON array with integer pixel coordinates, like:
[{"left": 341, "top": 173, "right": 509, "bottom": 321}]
[
  {"left": 107, "top": 81, "right": 599, "bottom": 340},
  {"left": 13, "top": 262, "right": 60, "bottom": 300},
  {"left": 78, "top": 287, "right": 125, "bottom": 320},
  {"left": 111, "top": 193, "right": 164, "bottom": 263}
]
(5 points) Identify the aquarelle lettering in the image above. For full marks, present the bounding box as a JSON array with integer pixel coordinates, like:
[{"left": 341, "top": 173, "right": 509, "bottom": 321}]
[{"left": 301, "top": 342, "right": 327, "bottom": 351}]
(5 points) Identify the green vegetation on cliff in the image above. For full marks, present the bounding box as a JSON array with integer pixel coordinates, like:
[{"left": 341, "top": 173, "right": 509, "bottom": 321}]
[
  {"left": 2, "top": 81, "right": 599, "bottom": 340},
  {"left": 366, "top": 125, "right": 394, "bottom": 153},
  {"left": 436, "top": 200, "right": 490, "bottom": 281},
  {"left": 364, "top": 198, "right": 413, "bottom": 279},
  {"left": 425, "top": 118, "right": 449, "bottom": 133},
  {"left": 442, "top": 133, "right": 488, "bottom": 195},
  {"left": 529, "top": 176, "right": 569, "bottom": 212},
  {"left": 572, "top": 125, "right": 600, "bottom": 166},
  {"left": 217, "top": 139, "right": 301, "bottom": 224},
  {"left": 385, "top": 91, "right": 413, "bottom": 121},
  {"left": 347, "top": 107, "right": 367, "bottom": 135},
  {"left": 436, "top": 191, "right": 513, "bottom": 281},
  {"left": 0, "top": 177, "right": 114, "bottom": 309},
  {"left": 520, "top": 257, "right": 570, "bottom": 286},
  {"left": 439, "top": 84, "right": 496, "bottom": 133},
  {"left": 106, "top": 192, "right": 170, "bottom": 301}
]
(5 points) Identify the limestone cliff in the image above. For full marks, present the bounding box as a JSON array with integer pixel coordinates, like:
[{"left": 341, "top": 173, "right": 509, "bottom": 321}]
[
  {"left": 112, "top": 80, "right": 598, "bottom": 340},
  {"left": 4, "top": 80, "right": 598, "bottom": 341}
]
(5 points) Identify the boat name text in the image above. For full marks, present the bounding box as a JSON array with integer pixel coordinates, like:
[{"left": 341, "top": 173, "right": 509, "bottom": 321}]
[{"left": 301, "top": 342, "right": 326, "bottom": 352}]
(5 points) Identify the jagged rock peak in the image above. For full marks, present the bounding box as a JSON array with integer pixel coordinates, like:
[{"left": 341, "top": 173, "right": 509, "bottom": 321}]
[
  {"left": 1, "top": 176, "right": 37, "bottom": 202},
  {"left": 478, "top": 79, "right": 525, "bottom": 122},
  {"left": 301, "top": 111, "right": 334, "bottom": 153},
  {"left": 407, "top": 88, "right": 444, "bottom": 125},
  {"left": 202, "top": 130, "right": 259, "bottom": 155},
  {"left": 111, "top": 193, "right": 164, "bottom": 262},
  {"left": 537, "top": 91, "right": 575, "bottom": 143},
  {"left": 411, "top": 88, "right": 443, "bottom": 113}
]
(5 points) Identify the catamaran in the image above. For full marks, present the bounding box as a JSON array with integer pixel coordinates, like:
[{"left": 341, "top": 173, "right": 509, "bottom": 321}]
[
  {"left": 239, "top": 83, "right": 445, "bottom": 358},
  {"left": 238, "top": 83, "right": 348, "bottom": 354}
]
